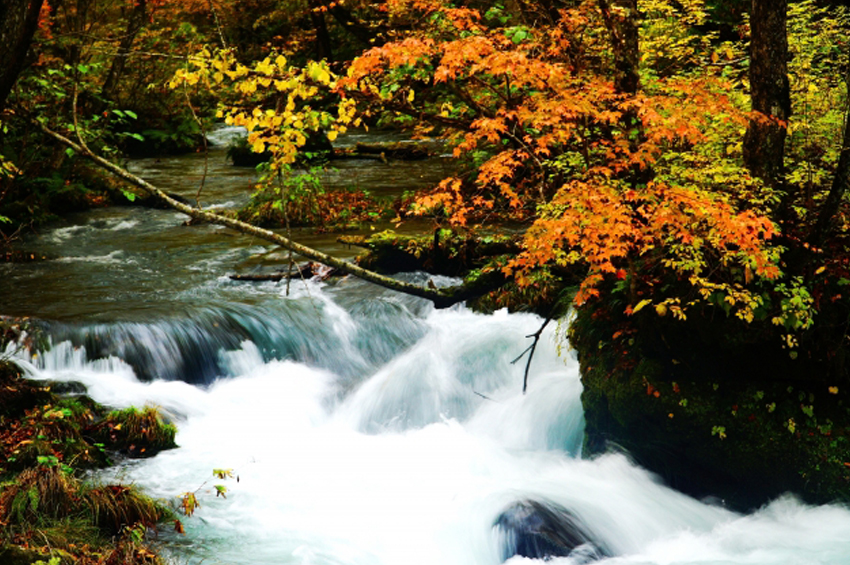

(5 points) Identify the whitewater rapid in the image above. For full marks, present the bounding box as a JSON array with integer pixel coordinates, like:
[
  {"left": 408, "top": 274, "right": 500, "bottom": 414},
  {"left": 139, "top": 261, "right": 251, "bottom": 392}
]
[{"left": 12, "top": 280, "right": 850, "bottom": 565}]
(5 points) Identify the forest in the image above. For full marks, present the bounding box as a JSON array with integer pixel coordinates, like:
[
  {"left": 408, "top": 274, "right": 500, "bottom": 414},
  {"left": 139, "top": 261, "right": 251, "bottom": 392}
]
[{"left": 3, "top": 0, "right": 850, "bottom": 563}]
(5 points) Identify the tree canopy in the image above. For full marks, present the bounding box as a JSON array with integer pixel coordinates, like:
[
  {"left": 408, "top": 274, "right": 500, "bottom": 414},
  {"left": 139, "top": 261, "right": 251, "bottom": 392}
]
[{"left": 2, "top": 0, "right": 850, "bottom": 359}]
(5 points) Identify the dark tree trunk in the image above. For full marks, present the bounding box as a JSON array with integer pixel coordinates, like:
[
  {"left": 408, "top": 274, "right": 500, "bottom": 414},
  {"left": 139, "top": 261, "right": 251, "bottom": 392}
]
[
  {"left": 100, "top": 0, "right": 147, "bottom": 104},
  {"left": 811, "top": 91, "right": 850, "bottom": 247},
  {"left": 0, "top": 0, "right": 45, "bottom": 110},
  {"left": 743, "top": 0, "right": 790, "bottom": 185},
  {"left": 309, "top": 0, "right": 333, "bottom": 62},
  {"left": 598, "top": 0, "right": 640, "bottom": 95}
]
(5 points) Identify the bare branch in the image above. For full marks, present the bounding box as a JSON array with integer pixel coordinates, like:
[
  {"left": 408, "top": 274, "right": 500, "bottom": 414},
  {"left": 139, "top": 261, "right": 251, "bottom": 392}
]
[{"left": 511, "top": 315, "right": 552, "bottom": 393}]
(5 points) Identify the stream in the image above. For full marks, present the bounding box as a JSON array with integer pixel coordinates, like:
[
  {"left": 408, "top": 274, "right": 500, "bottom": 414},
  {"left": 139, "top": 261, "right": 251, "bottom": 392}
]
[{"left": 3, "top": 132, "right": 850, "bottom": 564}]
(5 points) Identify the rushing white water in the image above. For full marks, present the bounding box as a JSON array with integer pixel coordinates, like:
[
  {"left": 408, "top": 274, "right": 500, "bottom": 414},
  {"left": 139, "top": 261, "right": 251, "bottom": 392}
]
[{"left": 12, "top": 282, "right": 850, "bottom": 565}]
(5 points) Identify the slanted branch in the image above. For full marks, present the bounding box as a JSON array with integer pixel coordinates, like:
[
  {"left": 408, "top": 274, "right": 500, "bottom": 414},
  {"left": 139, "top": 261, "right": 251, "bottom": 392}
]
[{"left": 37, "top": 122, "right": 501, "bottom": 308}]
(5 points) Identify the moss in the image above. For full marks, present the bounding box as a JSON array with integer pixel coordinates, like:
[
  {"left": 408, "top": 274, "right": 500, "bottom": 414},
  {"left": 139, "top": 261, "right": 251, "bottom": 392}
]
[
  {"left": 89, "top": 406, "right": 177, "bottom": 458},
  {"left": 572, "top": 301, "right": 850, "bottom": 510},
  {"left": 0, "top": 545, "right": 59, "bottom": 565}
]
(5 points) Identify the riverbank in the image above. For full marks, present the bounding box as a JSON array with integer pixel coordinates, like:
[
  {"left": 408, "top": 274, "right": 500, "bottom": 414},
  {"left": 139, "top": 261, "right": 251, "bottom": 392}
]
[{"left": 0, "top": 347, "right": 177, "bottom": 564}]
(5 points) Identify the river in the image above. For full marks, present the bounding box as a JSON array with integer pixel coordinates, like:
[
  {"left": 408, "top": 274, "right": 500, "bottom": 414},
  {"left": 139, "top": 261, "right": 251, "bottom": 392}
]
[{"left": 3, "top": 133, "right": 850, "bottom": 564}]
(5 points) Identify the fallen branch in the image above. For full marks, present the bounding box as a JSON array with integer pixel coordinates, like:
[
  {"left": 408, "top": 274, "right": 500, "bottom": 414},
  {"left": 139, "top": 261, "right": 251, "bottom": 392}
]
[
  {"left": 511, "top": 316, "right": 553, "bottom": 394},
  {"left": 37, "top": 121, "right": 493, "bottom": 308}
]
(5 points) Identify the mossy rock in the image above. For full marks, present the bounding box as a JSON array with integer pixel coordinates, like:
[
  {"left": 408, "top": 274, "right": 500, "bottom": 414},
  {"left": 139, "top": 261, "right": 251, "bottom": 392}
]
[
  {"left": 0, "top": 545, "right": 61, "bottom": 565},
  {"left": 573, "top": 302, "right": 850, "bottom": 510},
  {"left": 0, "top": 365, "right": 53, "bottom": 419},
  {"left": 88, "top": 406, "right": 177, "bottom": 458}
]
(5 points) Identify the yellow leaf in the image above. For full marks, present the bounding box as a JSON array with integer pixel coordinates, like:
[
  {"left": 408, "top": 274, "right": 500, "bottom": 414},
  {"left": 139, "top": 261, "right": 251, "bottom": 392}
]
[
  {"left": 327, "top": 130, "right": 338, "bottom": 141},
  {"left": 815, "top": 266, "right": 826, "bottom": 275},
  {"left": 633, "top": 299, "right": 652, "bottom": 313}
]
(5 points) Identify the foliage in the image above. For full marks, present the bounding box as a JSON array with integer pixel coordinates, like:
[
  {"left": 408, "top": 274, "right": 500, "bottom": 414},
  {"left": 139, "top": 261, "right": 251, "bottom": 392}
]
[
  {"left": 126, "top": 0, "right": 850, "bottom": 356},
  {"left": 178, "top": 467, "right": 239, "bottom": 519},
  {"left": 238, "top": 165, "right": 391, "bottom": 231}
]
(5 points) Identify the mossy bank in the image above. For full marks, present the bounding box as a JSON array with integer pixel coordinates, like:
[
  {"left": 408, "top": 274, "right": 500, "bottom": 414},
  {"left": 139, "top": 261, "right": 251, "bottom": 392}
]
[
  {"left": 0, "top": 359, "right": 178, "bottom": 564},
  {"left": 571, "top": 298, "right": 850, "bottom": 511}
]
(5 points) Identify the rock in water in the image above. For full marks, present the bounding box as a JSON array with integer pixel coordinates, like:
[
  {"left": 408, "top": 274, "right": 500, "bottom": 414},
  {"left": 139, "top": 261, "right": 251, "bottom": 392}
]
[{"left": 494, "top": 500, "right": 609, "bottom": 563}]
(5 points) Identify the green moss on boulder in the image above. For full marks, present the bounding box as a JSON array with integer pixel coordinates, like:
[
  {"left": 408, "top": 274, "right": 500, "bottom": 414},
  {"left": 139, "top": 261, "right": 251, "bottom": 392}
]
[{"left": 572, "top": 301, "right": 850, "bottom": 510}]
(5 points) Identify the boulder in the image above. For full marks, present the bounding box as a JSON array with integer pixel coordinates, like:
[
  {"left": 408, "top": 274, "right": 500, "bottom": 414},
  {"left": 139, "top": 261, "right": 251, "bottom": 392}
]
[{"left": 494, "top": 499, "right": 609, "bottom": 563}]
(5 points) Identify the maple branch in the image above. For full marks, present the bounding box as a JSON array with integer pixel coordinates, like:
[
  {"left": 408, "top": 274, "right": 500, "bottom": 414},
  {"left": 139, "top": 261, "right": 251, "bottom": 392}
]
[
  {"left": 344, "top": 89, "right": 474, "bottom": 130},
  {"left": 467, "top": 74, "right": 511, "bottom": 106},
  {"left": 501, "top": 127, "right": 549, "bottom": 201},
  {"left": 35, "top": 120, "right": 499, "bottom": 308}
]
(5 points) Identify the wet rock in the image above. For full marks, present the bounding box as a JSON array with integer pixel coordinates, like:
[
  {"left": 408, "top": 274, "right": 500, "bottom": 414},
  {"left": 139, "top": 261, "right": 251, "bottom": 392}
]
[
  {"left": 44, "top": 380, "right": 88, "bottom": 395},
  {"left": 494, "top": 500, "right": 609, "bottom": 563}
]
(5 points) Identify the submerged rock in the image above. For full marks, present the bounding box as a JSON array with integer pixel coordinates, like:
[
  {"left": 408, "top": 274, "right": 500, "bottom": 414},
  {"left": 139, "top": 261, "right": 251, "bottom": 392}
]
[{"left": 494, "top": 499, "right": 609, "bottom": 563}]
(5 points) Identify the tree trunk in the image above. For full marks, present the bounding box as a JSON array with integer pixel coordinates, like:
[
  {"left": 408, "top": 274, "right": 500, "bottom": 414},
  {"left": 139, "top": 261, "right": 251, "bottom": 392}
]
[
  {"left": 811, "top": 91, "right": 850, "bottom": 248},
  {"left": 100, "top": 0, "right": 147, "bottom": 104},
  {"left": 743, "top": 0, "right": 790, "bottom": 186},
  {"left": 597, "top": 0, "right": 640, "bottom": 95},
  {"left": 309, "top": 0, "right": 333, "bottom": 62},
  {"left": 0, "top": 0, "right": 45, "bottom": 110}
]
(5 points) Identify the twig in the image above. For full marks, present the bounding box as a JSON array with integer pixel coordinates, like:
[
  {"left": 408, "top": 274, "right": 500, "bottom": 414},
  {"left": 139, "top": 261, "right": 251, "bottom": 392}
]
[
  {"left": 511, "top": 315, "right": 553, "bottom": 394},
  {"left": 208, "top": 0, "right": 228, "bottom": 49},
  {"left": 280, "top": 172, "right": 293, "bottom": 297},
  {"left": 182, "top": 80, "right": 208, "bottom": 208}
]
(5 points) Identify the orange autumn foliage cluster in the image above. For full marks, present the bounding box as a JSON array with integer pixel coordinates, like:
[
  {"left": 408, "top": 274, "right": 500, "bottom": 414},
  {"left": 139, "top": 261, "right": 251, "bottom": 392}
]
[{"left": 337, "top": 0, "right": 781, "bottom": 308}]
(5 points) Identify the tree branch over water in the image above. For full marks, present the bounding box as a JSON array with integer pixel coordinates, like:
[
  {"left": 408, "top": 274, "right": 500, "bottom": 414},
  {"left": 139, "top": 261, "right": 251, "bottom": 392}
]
[{"left": 37, "top": 122, "right": 502, "bottom": 308}]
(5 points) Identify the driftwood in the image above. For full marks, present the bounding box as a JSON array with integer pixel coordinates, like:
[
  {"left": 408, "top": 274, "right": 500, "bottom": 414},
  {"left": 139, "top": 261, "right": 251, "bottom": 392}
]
[{"left": 38, "top": 122, "right": 503, "bottom": 308}]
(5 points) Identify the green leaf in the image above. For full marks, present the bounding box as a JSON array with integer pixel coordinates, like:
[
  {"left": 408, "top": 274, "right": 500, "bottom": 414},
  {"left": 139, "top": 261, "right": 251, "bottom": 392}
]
[
  {"left": 128, "top": 133, "right": 145, "bottom": 142},
  {"left": 125, "top": 110, "right": 138, "bottom": 120},
  {"left": 121, "top": 190, "right": 136, "bottom": 202},
  {"left": 112, "top": 109, "right": 126, "bottom": 118}
]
